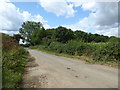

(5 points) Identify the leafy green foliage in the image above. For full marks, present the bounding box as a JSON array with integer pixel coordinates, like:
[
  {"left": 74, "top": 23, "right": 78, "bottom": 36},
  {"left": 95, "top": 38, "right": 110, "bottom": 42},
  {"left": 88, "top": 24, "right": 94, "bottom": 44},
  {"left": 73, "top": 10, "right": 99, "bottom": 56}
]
[
  {"left": 2, "top": 48, "right": 28, "bottom": 88},
  {"left": 92, "top": 42, "right": 119, "bottom": 62},
  {"left": 31, "top": 40, "right": 119, "bottom": 65},
  {"left": 2, "top": 33, "right": 29, "bottom": 88},
  {"left": 19, "top": 21, "right": 117, "bottom": 46},
  {"left": 13, "top": 34, "right": 22, "bottom": 43},
  {"left": 54, "top": 26, "right": 75, "bottom": 43},
  {"left": 19, "top": 21, "right": 119, "bottom": 66},
  {"left": 74, "top": 31, "right": 109, "bottom": 43},
  {"left": 47, "top": 42, "right": 64, "bottom": 53},
  {"left": 19, "top": 21, "right": 44, "bottom": 45},
  {"left": 31, "top": 27, "right": 46, "bottom": 45}
]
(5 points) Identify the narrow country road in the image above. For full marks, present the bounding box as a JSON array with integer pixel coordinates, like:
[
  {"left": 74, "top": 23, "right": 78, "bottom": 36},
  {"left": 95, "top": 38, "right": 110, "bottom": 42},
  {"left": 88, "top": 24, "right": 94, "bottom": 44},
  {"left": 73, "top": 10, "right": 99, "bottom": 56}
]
[{"left": 22, "top": 49, "right": 118, "bottom": 88}]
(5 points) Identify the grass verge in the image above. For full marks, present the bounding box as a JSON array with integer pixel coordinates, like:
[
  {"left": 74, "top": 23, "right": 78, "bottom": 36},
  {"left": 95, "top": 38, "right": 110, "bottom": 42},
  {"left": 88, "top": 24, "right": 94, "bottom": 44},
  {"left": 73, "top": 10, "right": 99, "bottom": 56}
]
[
  {"left": 2, "top": 47, "right": 29, "bottom": 88},
  {"left": 2, "top": 33, "right": 31, "bottom": 88}
]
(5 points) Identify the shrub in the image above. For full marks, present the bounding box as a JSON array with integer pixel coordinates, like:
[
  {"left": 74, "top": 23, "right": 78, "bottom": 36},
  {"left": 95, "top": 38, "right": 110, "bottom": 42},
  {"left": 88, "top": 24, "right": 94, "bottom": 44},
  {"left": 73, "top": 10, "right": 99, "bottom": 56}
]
[
  {"left": 47, "top": 42, "right": 64, "bottom": 53},
  {"left": 89, "top": 42, "right": 119, "bottom": 63},
  {"left": 31, "top": 39, "right": 119, "bottom": 66},
  {"left": 2, "top": 47, "right": 28, "bottom": 88},
  {"left": 2, "top": 33, "right": 18, "bottom": 51},
  {"left": 63, "top": 40, "right": 92, "bottom": 56},
  {"left": 63, "top": 40, "right": 80, "bottom": 55},
  {"left": 2, "top": 33, "right": 29, "bottom": 88}
]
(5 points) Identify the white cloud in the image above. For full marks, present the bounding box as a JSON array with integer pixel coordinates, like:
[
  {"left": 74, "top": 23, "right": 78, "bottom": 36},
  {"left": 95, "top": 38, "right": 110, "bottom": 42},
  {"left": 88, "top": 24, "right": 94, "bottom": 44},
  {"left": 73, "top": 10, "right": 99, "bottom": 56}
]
[
  {"left": 88, "top": 2, "right": 118, "bottom": 36},
  {"left": 64, "top": 17, "right": 92, "bottom": 32},
  {"left": 95, "top": 27, "right": 118, "bottom": 37},
  {"left": 20, "top": 11, "right": 31, "bottom": 21},
  {"left": 64, "top": 2, "right": 118, "bottom": 37},
  {"left": 39, "top": 1, "right": 118, "bottom": 36},
  {"left": 81, "top": 2, "right": 96, "bottom": 11},
  {"left": 0, "top": 1, "right": 23, "bottom": 31},
  {"left": 92, "top": 2, "right": 118, "bottom": 27},
  {"left": 0, "top": 1, "right": 118, "bottom": 37},
  {"left": 0, "top": 1, "right": 50, "bottom": 35},
  {"left": 39, "top": 0, "right": 75, "bottom": 18},
  {"left": 19, "top": 11, "right": 50, "bottom": 28},
  {"left": 19, "top": 11, "right": 47, "bottom": 23}
]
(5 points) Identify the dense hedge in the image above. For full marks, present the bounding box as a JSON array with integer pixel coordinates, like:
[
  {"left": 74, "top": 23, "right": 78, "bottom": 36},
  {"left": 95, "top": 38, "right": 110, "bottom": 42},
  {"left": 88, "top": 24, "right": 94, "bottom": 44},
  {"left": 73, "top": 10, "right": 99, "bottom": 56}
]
[{"left": 31, "top": 40, "right": 119, "bottom": 64}]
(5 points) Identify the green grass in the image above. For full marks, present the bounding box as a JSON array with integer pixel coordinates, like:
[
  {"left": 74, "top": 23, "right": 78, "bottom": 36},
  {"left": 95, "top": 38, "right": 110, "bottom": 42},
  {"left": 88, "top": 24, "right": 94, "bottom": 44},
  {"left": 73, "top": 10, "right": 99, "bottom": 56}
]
[
  {"left": 2, "top": 33, "right": 30, "bottom": 88},
  {"left": 30, "top": 45, "right": 118, "bottom": 68},
  {"left": 2, "top": 47, "right": 29, "bottom": 88}
]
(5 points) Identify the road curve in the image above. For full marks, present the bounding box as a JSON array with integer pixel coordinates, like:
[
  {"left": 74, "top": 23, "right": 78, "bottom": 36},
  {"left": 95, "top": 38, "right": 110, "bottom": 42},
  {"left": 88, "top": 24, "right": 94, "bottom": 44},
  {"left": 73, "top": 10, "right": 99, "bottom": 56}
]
[{"left": 26, "top": 49, "right": 118, "bottom": 88}]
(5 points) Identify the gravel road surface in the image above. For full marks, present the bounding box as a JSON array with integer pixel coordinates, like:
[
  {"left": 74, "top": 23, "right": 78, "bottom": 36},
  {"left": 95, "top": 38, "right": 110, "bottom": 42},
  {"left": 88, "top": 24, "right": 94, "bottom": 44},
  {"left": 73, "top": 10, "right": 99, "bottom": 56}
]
[{"left": 22, "top": 49, "right": 118, "bottom": 88}]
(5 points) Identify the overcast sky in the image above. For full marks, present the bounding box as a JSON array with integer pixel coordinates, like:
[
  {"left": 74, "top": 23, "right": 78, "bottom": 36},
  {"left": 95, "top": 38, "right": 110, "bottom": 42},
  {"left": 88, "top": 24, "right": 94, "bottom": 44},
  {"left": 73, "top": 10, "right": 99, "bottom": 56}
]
[{"left": 0, "top": 0, "right": 119, "bottom": 36}]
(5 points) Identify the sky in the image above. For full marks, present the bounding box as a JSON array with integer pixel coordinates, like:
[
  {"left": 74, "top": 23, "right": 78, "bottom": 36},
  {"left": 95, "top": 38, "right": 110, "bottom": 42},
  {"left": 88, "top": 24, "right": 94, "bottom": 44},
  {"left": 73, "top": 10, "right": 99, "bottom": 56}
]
[{"left": 0, "top": 0, "right": 119, "bottom": 37}]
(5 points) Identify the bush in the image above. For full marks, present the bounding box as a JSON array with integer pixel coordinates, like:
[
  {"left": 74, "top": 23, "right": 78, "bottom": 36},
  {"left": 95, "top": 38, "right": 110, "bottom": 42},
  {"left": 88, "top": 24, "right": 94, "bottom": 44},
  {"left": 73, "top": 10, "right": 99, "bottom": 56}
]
[
  {"left": 2, "top": 33, "right": 19, "bottom": 51},
  {"left": 31, "top": 39, "right": 119, "bottom": 66},
  {"left": 2, "top": 47, "right": 28, "bottom": 88},
  {"left": 47, "top": 42, "right": 64, "bottom": 53},
  {"left": 88, "top": 42, "right": 119, "bottom": 63},
  {"left": 2, "top": 33, "right": 29, "bottom": 88},
  {"left": 62, "top": 40, "right": 92, "bottom": 56},
  {"left": 63, "top": 40, "right": 80, "bottom": 55}
]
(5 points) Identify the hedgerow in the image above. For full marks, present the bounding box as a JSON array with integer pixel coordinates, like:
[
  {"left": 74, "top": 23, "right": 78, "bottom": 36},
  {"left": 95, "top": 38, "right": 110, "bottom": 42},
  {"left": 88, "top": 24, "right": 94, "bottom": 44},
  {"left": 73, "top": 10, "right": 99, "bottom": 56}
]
[
  {"left": 2, "top": 34, "right": 29, "bottom": 88},
  {"left": 33, "top": 40, "right": 119, "bottom": 65}
]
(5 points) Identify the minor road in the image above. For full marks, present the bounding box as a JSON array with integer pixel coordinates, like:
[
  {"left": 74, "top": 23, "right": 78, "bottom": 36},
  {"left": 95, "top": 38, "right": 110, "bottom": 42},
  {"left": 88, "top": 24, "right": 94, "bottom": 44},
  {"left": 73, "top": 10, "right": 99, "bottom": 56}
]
[{"left": 24, "top": 49, "right": 118, "bottom": 88}]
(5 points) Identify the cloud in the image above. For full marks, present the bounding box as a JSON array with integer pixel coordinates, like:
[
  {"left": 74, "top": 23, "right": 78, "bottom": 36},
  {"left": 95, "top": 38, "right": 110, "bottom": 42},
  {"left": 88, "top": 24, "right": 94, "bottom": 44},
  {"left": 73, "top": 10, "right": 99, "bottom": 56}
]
[
  {"left": 39, "top": 1, "right": 118, "bottom": 36},
  {"left": 19, "top": 11, "right": 50, "bottom": 28},
  {"left": 64, "top": 17, "right": 92, "bottom": 32},
  {"left": 0, "top": 1, "right": 118, "bottom": 37},
  {"left": 0, "top": 1, "right": 50, "bottom": 35},
  {"left": 0, "top": 1, "right": 23, "bottom": 31},
  {"left": 95, "top": 27, "right": 118, "bottom": 37},
  {"left": 81, "top": 2, "right": 96, "bottom": 11},
  {"left": 88, "top": 2, "right": 118, "bottom": 36},
  {"left": 64, "top": 2, "right": 118, "bottom": 37},
  {"left": 39, "top": 0, "right": 75, "bottom": 18},
  {"left": 92, "top": 2, "right": 118, "bottom": 27}
]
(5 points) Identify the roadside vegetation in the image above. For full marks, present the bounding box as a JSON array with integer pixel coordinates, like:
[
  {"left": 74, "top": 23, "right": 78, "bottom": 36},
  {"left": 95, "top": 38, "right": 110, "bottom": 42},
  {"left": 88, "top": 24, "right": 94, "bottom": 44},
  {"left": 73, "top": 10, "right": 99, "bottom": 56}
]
[
  {"left": 2, "top": 33, "right": 29, "bottom": 88},
  {"left": 19, "top": 21, "right": 119, "bottom": 67}
]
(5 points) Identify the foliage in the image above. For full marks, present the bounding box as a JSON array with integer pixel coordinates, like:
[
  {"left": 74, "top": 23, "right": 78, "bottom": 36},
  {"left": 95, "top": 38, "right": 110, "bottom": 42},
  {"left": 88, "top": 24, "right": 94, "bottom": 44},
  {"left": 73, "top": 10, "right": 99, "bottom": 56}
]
[
  {"left": 31, "top": 27, "right": 46, "bottom": 45},
  {"left": 45, "top": 28, "right": 56, "bottom": 39},
  {"left": 2, "top": 33, "right": 19, "bottom": 51},
  {"left": 19, "top": 21, "right": 119, "bottom": 66},
  {"left": 74, "top": 31, "right": 109, "bottom": 43},
  {"left": 2, "top": 33, "right": 29, "bottom": 88},
  {"left": 31, "top": 40, "right": 119, "bottom": 66},
  {"left": 13, "top": 34, "right": 22, "bottom": 43},
  {"left": 47, "top": 42, "right": 64, "bottom": 53},
  {"left": 91, "top": 42, "right": 119, "bottom": 62},
  {"left": 54, "top": 26, "right": 75, "bottom": 43},
  {"left": 19, "top": 21, "right": 118, "bottom": 45},
  {"left": 19, "top": 21, "right": 43, "bottom": 45}
]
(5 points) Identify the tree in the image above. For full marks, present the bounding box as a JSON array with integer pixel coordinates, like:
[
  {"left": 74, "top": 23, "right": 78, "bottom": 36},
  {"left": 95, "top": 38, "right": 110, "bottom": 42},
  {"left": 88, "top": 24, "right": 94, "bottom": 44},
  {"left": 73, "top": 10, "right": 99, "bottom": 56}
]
[
  {"left": 19, "top": 21, "right": 43, "bottom": 45},
  {"left": 109, "top": 36, "right": 119, "bottom": 42},
  {"left": 45, "top": 28, "right": 56, "bottom": 39},
  {"left": 74, "top": 30, "right": 88, "bottom": 42},
  {"left": 13, "top": 34, "right": 22, "bottom": 43},
  {"left": 31, "top": 27, "right": 46, "bottom": 45},
  {"left": 54, "top": 26, "right": 74, "bottom": 43}
]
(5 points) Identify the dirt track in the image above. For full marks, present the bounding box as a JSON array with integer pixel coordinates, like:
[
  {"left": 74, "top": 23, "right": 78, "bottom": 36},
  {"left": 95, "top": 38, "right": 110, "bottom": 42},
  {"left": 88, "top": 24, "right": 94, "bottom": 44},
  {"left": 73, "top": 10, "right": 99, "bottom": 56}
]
[{"left": 21, "top": 49, "right": 118, "bottom": 88}]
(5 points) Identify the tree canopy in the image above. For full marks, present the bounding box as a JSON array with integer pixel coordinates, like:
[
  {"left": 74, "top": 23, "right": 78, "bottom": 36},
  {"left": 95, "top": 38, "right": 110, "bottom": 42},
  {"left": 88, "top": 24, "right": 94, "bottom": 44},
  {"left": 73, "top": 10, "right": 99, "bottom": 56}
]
[
  {"left": 19, "top": 21, "right": 44, "bottom": 45},
  {"left": 54, "top": 26, "right": 75, "bottom": 43},
  {"left": 13, "top": 34, "right": 22, "bottom": 43},
  {"left": 19, "top": 21, "right": 119, "bottom": 46}
]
